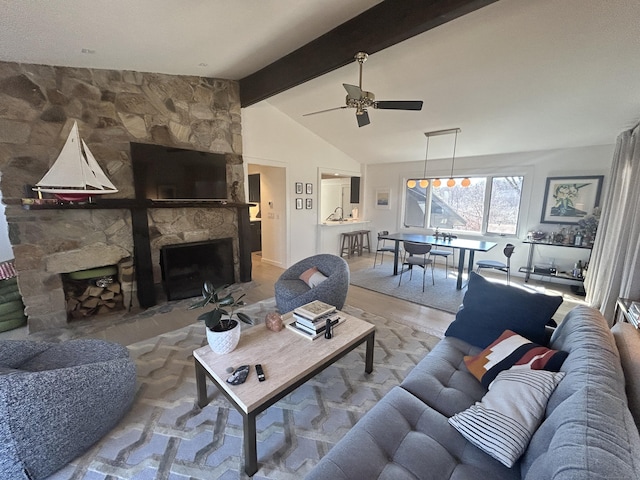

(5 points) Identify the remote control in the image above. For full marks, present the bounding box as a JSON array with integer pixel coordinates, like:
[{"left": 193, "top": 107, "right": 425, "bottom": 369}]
[{"left": 256, "top": 364, "right": 266, "bottom": 382}]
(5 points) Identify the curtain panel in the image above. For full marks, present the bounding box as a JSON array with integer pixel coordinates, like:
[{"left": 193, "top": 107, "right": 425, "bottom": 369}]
[{"left": 585, "top": 125, "right": 640, "bottom": 322}]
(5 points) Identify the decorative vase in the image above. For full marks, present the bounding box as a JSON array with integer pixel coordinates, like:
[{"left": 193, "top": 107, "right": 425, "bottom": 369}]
[
  {"left": 205, "top": 319, "right": 241, "bottom": 354},
  {"left": 265, "top": 312, "right": 284, "bottom": 332}
]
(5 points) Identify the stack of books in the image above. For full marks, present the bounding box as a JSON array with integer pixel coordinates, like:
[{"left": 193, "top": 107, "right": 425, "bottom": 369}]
[{"left": 285, "top": 300, "right": 345, "bottom": 340}]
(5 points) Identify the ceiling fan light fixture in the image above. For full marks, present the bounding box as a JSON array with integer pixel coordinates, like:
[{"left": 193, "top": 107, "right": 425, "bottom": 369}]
[
  {"left": 407, "top": 179, "right": 417, "bottom": 188},
  {"left": 461, "top": 177, "right": 471, "bottom": 187},
  {"left": 303, "top": 52, "right": 422, "bottom": 127}
]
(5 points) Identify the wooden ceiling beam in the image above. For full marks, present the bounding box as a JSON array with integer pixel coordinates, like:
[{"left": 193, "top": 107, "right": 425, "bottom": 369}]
[{"left": 239, "top": 0, "right": 498, "bottom": 107}]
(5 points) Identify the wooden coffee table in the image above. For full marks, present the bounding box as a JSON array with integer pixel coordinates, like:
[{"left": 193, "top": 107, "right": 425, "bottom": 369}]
[{"left": 193, "top": 311, "right": 375, "bottom": 476}]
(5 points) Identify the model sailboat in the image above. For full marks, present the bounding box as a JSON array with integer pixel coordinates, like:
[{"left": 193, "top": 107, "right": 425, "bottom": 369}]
[{"left": 33, "top": 121, "right": 118, "bottom": 201}]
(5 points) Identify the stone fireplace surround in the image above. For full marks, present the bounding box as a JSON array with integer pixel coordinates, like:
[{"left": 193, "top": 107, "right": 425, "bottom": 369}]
[{"left": 0, "top": 61, "right": 249, "bottom": 332}]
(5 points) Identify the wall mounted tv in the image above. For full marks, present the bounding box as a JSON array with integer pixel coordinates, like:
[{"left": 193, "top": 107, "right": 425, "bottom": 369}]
[{"left": 130, "top": 143, "right": 227, "bottom": 201}]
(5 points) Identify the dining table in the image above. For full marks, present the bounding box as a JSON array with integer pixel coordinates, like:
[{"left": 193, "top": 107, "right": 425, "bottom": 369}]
[{"left": 379, "top": 233, "right": 498, "bottom": 290}]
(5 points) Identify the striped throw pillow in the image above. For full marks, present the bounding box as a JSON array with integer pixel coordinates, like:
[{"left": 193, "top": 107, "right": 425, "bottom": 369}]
[
  {"left": 449, "top": 369, "right": 565, "bottom": 467},
  {"left": 464, "top": 329, "right": 568, "bottom": 388}
]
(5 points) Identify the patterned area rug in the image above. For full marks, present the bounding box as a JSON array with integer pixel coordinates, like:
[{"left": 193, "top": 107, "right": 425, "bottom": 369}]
[
  {"left": 350, "top": 260, "right": 467, "bottom": 314},
  {"left": 46, "top": 302, "right": 441, "bottom": 479}
]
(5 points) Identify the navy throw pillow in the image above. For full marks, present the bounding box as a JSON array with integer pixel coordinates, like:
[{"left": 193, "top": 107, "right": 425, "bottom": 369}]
[{"left": 445, "top": 272, "right": 563, "bottom": 348}]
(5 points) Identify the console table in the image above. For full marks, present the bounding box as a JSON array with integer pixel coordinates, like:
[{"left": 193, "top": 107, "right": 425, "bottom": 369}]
[
  {"left": 615, "top": 298, "right": 640, "bottom": 327},
  {"left": 520, "top": 240, "right": 592, "bottom": 285}
]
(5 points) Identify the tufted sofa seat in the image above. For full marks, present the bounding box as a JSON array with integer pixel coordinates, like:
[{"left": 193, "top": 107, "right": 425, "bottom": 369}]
[{"left": 400, "top": 336, "right": 485, "bottom": 417}]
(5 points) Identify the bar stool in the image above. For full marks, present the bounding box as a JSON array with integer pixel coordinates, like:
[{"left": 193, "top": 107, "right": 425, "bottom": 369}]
[
  {"left": 340, "top": 232, "right": 360, "bottom": 258},
  {"left": 356, "top": 230, "right": 371, "bottom": 255}
]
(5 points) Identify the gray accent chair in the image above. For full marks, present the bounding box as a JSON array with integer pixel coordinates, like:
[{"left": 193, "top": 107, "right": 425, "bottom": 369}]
[
  {"left": 0, "top": 339, "right": 137, "bottom": 480},
  {"left": 275, "top": 254, "right": 350, "bottom": 313}
]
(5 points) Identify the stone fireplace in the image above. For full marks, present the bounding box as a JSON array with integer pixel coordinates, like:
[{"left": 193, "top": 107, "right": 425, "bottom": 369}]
[{"left": 0, "top": 61, "right": 249, "bottom": 332}]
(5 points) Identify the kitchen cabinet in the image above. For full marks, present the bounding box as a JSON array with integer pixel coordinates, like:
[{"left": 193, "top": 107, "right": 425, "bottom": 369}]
[
  {"left": 248, "top": 174, "right": 261, "bottom": 203},
  {"left": 250, "top": 221, "right": 261, "bottom": 252}
]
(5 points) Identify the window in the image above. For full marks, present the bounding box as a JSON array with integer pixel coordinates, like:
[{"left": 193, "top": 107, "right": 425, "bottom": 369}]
[
  {"left": 486, "top": 177, "right": 523, "bottom": 234},
  {"left": 404, "top": 176, "right": 523, "bottom": 235}
]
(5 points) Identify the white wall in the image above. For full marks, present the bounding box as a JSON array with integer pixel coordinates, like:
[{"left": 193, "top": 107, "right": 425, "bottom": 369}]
[
  {"left": 242, "top": 102, "right": 361, "bottom": 267},
  {"left": 364, "top": 144, "right": 614, "bottom": 280}
]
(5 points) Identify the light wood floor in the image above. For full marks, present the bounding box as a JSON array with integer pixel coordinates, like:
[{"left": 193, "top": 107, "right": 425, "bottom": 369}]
[{"left": 1, "top": 250, "right": 585, "bottom": 345}]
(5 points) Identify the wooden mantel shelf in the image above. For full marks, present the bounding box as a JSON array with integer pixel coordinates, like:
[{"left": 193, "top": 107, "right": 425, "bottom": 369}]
[{"left": 21, "top": 198, "right": 255, "bottom": 210}]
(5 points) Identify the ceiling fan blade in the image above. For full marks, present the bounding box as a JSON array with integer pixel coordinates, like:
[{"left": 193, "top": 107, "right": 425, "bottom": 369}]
[
  {"left": 303, "top": 106, "right": 347, "bottom": 117},
  {"left": 343, "top": 83, "right": 363, "bottom": 99},
  {"left": 356, "top": 110, "right": 370, "bottom": 127},
  {"left": 374, "top": 100, "right": 423, "bottom": 111}
]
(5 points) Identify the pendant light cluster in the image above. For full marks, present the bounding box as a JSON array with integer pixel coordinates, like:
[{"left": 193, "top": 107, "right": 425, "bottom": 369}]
[
  {"left": 406, "top": 134, "right": 432, "bottom": 189},
  {"left": 406, "top": 128, "right": 470, "bottom": 189}
]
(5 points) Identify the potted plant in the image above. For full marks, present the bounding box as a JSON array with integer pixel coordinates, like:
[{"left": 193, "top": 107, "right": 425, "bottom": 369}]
[{"left": 189, "top": 281, "right": 253, "bottom": 354}]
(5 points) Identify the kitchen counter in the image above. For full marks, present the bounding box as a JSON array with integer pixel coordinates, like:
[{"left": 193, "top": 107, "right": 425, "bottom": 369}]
[
  {"left": 320, "top": 219, "right": 369, "bottom": 226},
  {"left": 317, "top": 220, "right": 371, "bottom": 255}
]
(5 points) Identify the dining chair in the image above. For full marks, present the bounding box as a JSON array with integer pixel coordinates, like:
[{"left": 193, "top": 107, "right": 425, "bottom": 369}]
[
  {"left": 476, "top": 243, "right": 515, "bottom": 285},
  {"left": 398, "top": 241, "right": 434, "bottom": 292},
  {"left": 430, "top": 234, "right": 457, "bottom": 277},
  {"left": 373, "top": 230, "right": 396, "bottom": 268}
]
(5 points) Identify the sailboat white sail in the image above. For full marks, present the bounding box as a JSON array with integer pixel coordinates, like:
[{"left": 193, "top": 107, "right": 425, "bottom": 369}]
[{"left": 33, "top": 121, "right": 118, "bottom": 198}]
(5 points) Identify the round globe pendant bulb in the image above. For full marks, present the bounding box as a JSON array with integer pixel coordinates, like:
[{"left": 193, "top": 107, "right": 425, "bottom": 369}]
[
  {"left": 419, "top": 179, "right": 429, "bottom": 188},
  {"left": 432, "top": 178, "right": 441, "bottom": 187},
  {"left": 407, "top": 179, "right": 417, "bottom": 188},
  {"left": 447, "top": 178, "right": 456, "bottom": 187},
  {"left": 461, "top": 177, "right": 471, "bottom": 187}
]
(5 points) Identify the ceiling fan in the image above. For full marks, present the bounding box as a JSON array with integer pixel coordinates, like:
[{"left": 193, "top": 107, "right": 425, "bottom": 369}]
[{"left": 303, "top": 52, "right": 423, "bottom": 127}]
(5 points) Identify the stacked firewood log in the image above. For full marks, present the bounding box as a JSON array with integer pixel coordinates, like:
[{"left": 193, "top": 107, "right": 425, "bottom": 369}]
[{"left": 65, "top": 280, "right": 124, "bottom": 319}]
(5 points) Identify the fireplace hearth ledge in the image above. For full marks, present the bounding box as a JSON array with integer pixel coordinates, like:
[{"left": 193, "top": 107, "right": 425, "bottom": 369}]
[{"left": 45, "top": 244, "right": 131, "bottom": 274}]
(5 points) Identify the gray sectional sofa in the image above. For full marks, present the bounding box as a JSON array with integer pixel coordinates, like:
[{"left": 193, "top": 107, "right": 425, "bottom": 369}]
[{"left": 307, "top": 275, "right": 640, "bottom": 479}]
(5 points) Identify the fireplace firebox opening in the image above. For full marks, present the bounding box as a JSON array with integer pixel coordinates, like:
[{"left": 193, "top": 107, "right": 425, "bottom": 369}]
[{"left": 160, "top": 239, "right": 235, "bottom": 301}]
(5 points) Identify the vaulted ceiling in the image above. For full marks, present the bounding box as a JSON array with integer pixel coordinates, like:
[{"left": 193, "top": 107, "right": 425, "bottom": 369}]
[{"left": 1, "top": 0, "right": 639, "bottom": 164}]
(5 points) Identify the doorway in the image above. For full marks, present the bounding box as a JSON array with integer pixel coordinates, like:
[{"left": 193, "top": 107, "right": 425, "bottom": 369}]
[{"left": 247, "top": 164, "right": 287, "bottom": 269}]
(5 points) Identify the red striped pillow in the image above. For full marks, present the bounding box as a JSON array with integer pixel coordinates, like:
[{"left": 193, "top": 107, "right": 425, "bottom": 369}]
[{"left": 464, "top": 330, "right": 568, "bottom": 388}]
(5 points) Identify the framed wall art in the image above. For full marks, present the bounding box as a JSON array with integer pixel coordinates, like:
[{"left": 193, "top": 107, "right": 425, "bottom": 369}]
[
  {"left": 375, "top": 187, "right": 391, "bottom": 210},
  {"left": 295, "top": 182, "right": 303, "bottom": 194},
  {"left": 295, "top": 198, "right": 303, "bottom": 210},
  {"left": 306, "top": 183, "right": 313, "bottom": 195},
  {"left": 540, "top": 175, "right": 604, "bottom": 224},
  {"left": 305, "top": 198, "right": 312, "bottom": 209}
]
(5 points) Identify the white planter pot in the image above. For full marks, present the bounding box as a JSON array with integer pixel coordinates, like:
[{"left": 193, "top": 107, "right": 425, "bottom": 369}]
[{"left": 205, "top": 319, "right": 241, "bottom": 354}]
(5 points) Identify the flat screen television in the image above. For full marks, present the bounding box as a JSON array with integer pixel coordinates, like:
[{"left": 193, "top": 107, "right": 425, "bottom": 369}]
[{"left": 130, "top": 143, "right": 227, "bottom": 201}]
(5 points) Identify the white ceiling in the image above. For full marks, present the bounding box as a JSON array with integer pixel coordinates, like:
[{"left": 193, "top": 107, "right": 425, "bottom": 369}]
[{"left": 1, "top": 0, "right": 639, "bottom": 164}]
